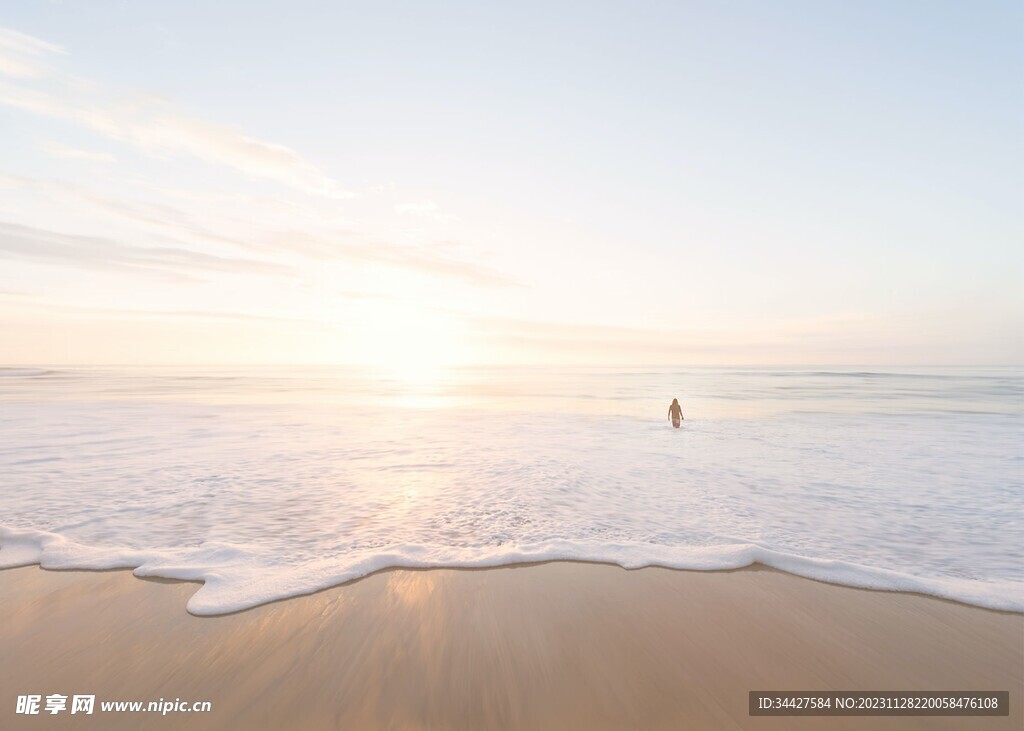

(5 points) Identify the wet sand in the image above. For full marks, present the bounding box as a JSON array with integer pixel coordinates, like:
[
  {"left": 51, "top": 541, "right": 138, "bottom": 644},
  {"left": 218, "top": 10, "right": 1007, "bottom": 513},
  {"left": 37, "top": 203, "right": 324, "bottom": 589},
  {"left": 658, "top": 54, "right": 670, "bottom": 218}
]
[{"left": 0, "top": 562, "right": 1020, "bottom": 730}]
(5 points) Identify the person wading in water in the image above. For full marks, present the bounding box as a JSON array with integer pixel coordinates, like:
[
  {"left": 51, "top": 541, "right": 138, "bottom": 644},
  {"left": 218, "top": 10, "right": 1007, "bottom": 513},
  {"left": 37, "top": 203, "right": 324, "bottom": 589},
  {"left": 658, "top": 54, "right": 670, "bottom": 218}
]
[{"left": 667, "top": 398, "right": 684, "bottom": 428}]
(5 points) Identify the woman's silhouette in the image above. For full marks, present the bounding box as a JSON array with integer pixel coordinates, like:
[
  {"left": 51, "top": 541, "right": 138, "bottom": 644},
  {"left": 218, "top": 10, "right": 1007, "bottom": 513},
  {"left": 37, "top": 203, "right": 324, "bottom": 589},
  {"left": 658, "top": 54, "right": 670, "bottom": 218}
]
[{"left": 667, "top": 398, "right": 683, "bottom": 428}]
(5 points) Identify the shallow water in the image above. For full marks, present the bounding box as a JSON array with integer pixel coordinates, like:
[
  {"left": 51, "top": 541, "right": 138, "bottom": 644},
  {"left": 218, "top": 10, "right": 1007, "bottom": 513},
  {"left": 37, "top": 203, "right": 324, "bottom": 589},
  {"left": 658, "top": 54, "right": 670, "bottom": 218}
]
[{"left": 1, "top": 365, "right": 1021, "bottom": 613}]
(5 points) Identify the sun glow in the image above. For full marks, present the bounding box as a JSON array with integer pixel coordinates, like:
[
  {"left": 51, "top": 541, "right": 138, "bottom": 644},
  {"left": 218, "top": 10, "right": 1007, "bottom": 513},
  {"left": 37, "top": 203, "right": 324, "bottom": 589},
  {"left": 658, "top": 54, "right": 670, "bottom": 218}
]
[{"left": 345, "top": 303, "right": 469, "bottom": 383}]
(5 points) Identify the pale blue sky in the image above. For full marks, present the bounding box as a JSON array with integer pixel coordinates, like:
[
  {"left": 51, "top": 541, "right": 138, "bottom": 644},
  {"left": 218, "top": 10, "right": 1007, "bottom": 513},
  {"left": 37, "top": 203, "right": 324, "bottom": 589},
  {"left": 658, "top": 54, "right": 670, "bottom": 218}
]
[{"left": 1, "top": 1, "right": 1021, "bottom": 365}]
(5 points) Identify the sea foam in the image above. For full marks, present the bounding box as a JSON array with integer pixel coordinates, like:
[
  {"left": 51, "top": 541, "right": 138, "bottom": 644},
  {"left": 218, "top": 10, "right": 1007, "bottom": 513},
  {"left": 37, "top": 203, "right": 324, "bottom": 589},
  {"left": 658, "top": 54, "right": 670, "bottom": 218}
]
[{"left": 2, "top": 526, "right": 1021, "bottom": 615}]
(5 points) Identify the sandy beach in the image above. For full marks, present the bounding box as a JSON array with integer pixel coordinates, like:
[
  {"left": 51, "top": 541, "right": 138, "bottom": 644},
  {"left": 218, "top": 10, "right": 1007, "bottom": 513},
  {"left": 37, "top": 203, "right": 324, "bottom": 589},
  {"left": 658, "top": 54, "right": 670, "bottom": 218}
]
[{"left": 1, "top": 563, "right": 1019, "bottom": 730}]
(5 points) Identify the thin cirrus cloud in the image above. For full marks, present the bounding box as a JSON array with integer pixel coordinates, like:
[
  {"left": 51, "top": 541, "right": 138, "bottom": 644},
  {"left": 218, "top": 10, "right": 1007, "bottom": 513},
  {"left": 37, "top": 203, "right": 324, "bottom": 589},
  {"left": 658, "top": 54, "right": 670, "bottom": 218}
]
[
  {"left": 0, "top": 172, "right": 258, "bottom": 252},
  {"left": 257, "top": 229, "right": 519, "bottom": 288},
  {"left": 0, "top": 27, "right": 351, "bottom": 199},
  {"left": 0, "top": 294, "right": 318, "bottom": 325},
  {"left": 42, "top": 141, "right": 115, "bottom": 163},
  {"left": 463, "top": 313, "right": 915, "bottom": 363},
  {"left": 0, "top": 221, "right": 289, "bottom": 281},
  {"left": 0, "top": 172, "right": 514, "bottom": 288},
  {"left": 0, "top": 27, "right": 64, "bottom": 78}
]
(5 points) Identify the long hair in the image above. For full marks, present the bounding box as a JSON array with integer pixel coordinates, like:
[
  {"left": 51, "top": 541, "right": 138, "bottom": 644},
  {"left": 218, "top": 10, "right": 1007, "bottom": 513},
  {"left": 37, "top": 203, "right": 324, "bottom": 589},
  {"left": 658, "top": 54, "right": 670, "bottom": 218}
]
[{"left": 671, "top": 398, "right": 679, "bottom": 405}]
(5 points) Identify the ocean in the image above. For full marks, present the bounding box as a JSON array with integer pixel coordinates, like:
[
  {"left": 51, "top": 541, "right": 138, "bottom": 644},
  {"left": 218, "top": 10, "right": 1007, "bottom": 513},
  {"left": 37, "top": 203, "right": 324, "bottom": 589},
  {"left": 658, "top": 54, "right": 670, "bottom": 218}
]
[{"left": 1, "top": 365, "right": 1021, "bottom": 614}]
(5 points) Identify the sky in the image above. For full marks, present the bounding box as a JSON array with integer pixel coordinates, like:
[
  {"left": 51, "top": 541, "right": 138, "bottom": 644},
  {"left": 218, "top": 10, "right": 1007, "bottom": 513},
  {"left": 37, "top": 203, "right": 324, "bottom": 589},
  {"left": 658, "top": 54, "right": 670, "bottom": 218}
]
[{"left": 0, "top": 0, "right": 1021, "bottom": 367}]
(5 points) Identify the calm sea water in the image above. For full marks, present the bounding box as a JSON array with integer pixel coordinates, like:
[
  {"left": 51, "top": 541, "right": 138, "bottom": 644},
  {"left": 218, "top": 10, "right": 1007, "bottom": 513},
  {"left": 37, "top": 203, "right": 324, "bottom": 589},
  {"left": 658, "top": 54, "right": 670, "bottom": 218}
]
[{"left": 1, "top": 365, "right": 1021, "bottom": 613}]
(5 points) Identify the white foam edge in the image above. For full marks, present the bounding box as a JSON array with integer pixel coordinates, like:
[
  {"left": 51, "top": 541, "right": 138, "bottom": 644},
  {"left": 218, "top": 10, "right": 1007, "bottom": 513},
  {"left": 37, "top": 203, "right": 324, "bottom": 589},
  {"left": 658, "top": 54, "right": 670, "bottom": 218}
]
[{"left": 2, "top": 525, "right": 1021, "bottom": 615}]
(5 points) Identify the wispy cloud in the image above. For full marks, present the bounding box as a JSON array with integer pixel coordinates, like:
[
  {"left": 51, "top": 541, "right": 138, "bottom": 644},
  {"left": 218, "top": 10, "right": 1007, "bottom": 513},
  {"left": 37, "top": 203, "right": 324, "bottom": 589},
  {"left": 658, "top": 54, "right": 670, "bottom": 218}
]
[
  {"left": 467, "top": 316, "right": 711, "bottom": 354},
  {"left": 463, "top": 312, "right": 934, "bottom": 363},
  {"left": 0, "top": 172, "right": 256, "bottom": 252},
  {"left": 42, "top": 141, "right": 114, "bottom": 163},
  {"left": 0, "top": 27, "right": 352, "bottom": 198},
  {"left": 0, "top": 173, "right": 515, "bottom": 287},
  {"left": 1, "top": 297, "right": 318, "bottom": 325},
  {"left": 0, "top": 28, "right": 64, "bottom": 78},
  {"left": 0, "top": 27, "right": 516, "bottom": 295},
  {"left": 0, "top": 28, "right": 64, "bottom": 56},
  {"left": 0, "top": 221, "right": 288, "bottom": 280},
  {"left": 259, "top": 229, "right": 518, "bottom": 287},
  {"left": 0, "top": 286, "right": 401, "bottom": 323}
]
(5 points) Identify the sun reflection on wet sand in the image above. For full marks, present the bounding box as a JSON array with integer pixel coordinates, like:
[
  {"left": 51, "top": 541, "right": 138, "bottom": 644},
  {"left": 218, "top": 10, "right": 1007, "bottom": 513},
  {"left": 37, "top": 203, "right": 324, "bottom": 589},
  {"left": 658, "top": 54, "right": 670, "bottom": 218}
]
[{"left": 386, "top": 571, "right": 437, "bottom": 608}]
